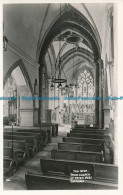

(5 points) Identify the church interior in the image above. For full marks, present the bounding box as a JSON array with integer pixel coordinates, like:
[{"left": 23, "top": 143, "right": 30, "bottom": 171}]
[{"left": 3, "top": 3, "right": 118, "bottom": 190}]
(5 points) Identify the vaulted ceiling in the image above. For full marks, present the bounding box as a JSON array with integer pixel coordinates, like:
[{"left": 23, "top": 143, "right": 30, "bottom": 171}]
[{"left": 3, "top": 3, "right": 108, "bottom": 84}]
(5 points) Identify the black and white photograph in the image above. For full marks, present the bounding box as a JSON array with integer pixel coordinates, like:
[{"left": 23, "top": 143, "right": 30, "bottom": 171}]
[{"left": 1, "top": 0, "right": 122, "bottom": 192}]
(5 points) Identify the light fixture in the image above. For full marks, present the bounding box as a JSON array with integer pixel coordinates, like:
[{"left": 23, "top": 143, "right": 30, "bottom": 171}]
[
  {"left": 3, "top": 36, "right": 8, "bottom": 51},
  {"left": 50, "top": 83, "right": 54, "bottom": 91},
  {"left": 58, "top": 83, "right": 62, "bottom": 89},
  {"left": 52, "top": 4, "right": 67, "bottom": 86},
  {"left": 65, "top": 83, "right": 69, "bottom": 91},
  {"left": 50, "top": 77, "right": 55, "bottom": 91}
]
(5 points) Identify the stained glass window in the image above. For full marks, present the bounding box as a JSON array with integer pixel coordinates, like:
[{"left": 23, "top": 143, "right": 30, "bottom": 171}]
[{"left": 77, "top": 69, "right": 95, "bottom": 119}]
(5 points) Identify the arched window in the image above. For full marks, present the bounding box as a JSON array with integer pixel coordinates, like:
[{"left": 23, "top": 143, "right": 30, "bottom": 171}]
[
  {"left": 78, "top": 69, "right": 94, "bottom": 97},
  {"left": 76, "top": 69, "right": 95, "bottom": 124}
]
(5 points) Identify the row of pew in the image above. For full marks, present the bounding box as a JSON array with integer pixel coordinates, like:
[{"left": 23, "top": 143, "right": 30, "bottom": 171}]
[
  {"left": 3, "top": 123, "right": 58, "bottom": 178},
  {"left": 25, "top": 125, "right": 118, "bottom": 190}
]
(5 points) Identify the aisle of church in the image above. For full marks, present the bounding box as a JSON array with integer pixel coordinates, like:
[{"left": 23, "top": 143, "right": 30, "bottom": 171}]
[{"left": 4, "top": 126, "right": 70, "bottom": 190}]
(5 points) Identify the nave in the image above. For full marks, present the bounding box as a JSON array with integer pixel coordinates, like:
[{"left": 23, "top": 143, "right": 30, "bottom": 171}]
[{"left": 3, "top": 3, "right": 118, "bottom": 190}]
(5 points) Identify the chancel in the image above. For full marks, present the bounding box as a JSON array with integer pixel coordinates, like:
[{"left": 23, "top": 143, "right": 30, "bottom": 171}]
[{"left": 3, "top": 3, "right": 118, "bottom": 190}]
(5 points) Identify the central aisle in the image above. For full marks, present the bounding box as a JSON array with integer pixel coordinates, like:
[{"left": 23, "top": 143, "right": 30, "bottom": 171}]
[{"left": 4, "top": 125, "right": 71, "bottom": 190}]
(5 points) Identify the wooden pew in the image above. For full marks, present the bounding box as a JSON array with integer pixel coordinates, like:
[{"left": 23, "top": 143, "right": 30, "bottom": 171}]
[
  {"left": 41, "top": 123, "right": 58, "bottom": 137},
  {"left": 75, "top": 125, "right": 99, "bottom": 129},
  {"left": 19, "top": 129, "right": 51, "bottom": 143},
  {"left": 4, "top": 158, "right": 18, "bottom": 177},
  {"left": 75, "top": 124, "right": 91, "bottom": 128},
  {"left": 58, "top": 142, "right": 102, "bottom": 152},
  {"left": 15, "top": 129, "right": 49, "bottom": 146},
  {"left": 40, "top": 158, "right": 118, "bottom": 184},
  {"left": 51, "top": 149, "right": 103, "bottom": 163},
  {"left": 4, "top": 127, "right": 51, "bottom": 144},
  {"left": 63, "top": 137, "right": 113, "bottom": 163},
  {"left": 67, "top": 133, "right": 111, "bottom": 140},
  {"left": 63, "top": 137, "right": 111, "bottom": 145},
  {"left": 38, "top": 126, "right": 54, "bottom": 139},
  {"left": 72, "top": 128, "right": 111, "bottom": 133},
  {"left": 4, "top": 131, "right": 43, "bottom": 150},
  {"left": 4, "top": 146, "right": 26, "bottom": 166},
  {"left": 4, "top": 134, "right": 37, "bottom": 158},
  {"left": 25, "top": 172, "right": 118, "bottom": 190},
  {"left": 71, "top": 129, "right": 110, "bottom": 135},
  {"left": 4, "top": 139, "right": 29, "bottom": 158},
  {"left": 40, "top": 158, "right": 94, "bottom": 177}
]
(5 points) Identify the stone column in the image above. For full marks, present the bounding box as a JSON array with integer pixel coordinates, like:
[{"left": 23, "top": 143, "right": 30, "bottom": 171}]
[
  {"left": 94, "top": 59, "right": 103, "bottom": 128},
  {"left": 94, "top": 61, "right": 99, "bottom": 127},
  {"left": 47, "top": 79, "right": 52, "bottom": 109},
  {"left": 39, "top": 66, "right": 42, "bottom": 124},
  {"left": 99, "top": 59, "right": 103, "bottom": 128},
  {"left": 16, "top": 93, "right": 20, "bottom": 126}
]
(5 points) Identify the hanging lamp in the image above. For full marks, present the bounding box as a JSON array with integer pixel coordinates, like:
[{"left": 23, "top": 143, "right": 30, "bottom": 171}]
[{"left": 51, "top": 3, "right": 67, "bottom": 91}]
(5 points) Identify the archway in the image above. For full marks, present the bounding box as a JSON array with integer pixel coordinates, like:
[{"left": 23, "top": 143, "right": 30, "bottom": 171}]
[
  {"left": 38, "top": 4, "right": 102, "bottom": 127},
  {"left": 3, "top": 59, "right": 34, "bottom": 126}
]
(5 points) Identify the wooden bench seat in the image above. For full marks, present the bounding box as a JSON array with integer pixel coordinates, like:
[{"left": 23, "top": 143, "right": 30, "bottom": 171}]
[
  {"left": 25, "top": 172, "right": 118, "bottom": 190},
  {"left": 4, "top": 139, "right": 29, "bottom": 158},
  {"left": 75, "top": 124, "right": 91, "bottom": 128},
  {"left": 4, "top": 127, "right": 52, "bottom": 143},
  {"left": 63, "top": 137, "right": 111, "bottom": 145},
  {"left": 4, "top": 147, "right": 26, "bottom": 166},
  {"left": 71, "top": 129, "right": 110, "bottom": 135},
  {"left": 51, "top": 149, "right": 103, "bottom": 163},
  {"left": 4, "top": 134, "right": 37, "bottom": 158},
  {"left": 58, "top": 142, "right": 102, "bottom": 152},
  {"left": 67, "top": 133, "right": 111, "bottom": 140},
  {"left": 73, "top": 127, "right": 105, "bottom": 131},
  {"left": 15, "top": 129, "right": 48, "bottom": 147},
  {"left": 17, "top": 129, "right": 52, "bottom": 143},
  {"left": 40, "top": 158, "right": 118, "bottom": 184},
  {"left": 9, "top": 131, "right": 44, "bottom": 150},
  {"left": 75, "top": 125, "right": 99, "bottom": 129}
]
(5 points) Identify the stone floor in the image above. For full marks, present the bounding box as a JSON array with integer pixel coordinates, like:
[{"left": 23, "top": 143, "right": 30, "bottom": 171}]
[{"left": 3, "top": 125, "right": 71, "bottom": 190}]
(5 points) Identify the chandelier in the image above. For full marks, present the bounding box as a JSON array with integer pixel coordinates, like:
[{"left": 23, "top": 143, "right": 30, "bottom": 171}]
[
  {"left": 50, "top": 4, "right": 68, "bottom": 91},
  {"left": 50, "top": 6, "right": 83, "bottom": 92}
]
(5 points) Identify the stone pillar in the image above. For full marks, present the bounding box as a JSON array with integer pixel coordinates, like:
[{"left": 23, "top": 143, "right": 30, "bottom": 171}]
[
  {"left": 39, "top": 66, "right": 43, "bottom": 124},
  {"left": 47, "top": 79, "right": 52, "bottom": 109},
  {"left": 99, "top": 59, "right": 103, "bottom": 128},
  {"left": 45, "top": 74, "right": 49, "bottom": 110},
  {"left": 94, "top": 59, "right": 103, "bottom": 128},
  {"left": 94, "top": 61, "right": 99, "bottom": 127},
  {"left": 53, "top": 83, "right": 55, "bottom": 109},
  {"left": 16, "top": 93, "right": 20, "bottom": 126}
]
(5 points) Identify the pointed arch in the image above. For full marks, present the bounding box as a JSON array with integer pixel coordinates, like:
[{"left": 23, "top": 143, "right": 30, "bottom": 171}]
[{"left": 3, "top": 59, "right": 34, "bottom": 97}]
